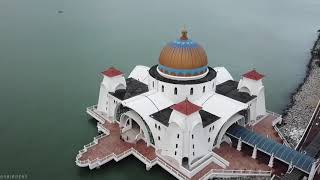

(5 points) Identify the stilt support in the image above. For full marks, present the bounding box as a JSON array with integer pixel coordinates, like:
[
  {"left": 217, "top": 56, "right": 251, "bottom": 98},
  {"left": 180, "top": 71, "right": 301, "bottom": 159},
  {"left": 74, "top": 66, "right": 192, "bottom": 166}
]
[
  {"left": 237, "top": 138, "right": 242, "bottom": 151},
  {"left": 252, "top": 145, "right": 257, "bottom": 159},
  {"left": 268, "top": 154, "right": 274, "bottom": 168},
  {"left": 146, "top": 165, "right": 151, "bottom": 171}
]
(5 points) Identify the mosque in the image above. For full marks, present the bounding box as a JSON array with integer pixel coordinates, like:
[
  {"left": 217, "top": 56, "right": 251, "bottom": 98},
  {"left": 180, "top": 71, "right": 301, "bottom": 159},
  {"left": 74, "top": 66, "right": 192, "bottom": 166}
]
[{"left": 75, "top": 29, "right": 319, "bottom": 179}]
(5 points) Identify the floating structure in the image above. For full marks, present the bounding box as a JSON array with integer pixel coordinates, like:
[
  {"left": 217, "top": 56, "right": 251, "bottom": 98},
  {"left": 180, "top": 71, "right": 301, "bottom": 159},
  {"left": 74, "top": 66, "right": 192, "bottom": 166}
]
[{"left": 75, "top": 29, "right": 320, "bottom": 179}]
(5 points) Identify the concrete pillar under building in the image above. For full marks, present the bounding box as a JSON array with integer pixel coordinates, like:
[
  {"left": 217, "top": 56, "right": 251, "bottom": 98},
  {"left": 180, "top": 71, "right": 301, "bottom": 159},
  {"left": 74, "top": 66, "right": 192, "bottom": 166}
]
[
  {"left": 146, "top": 165, "right": 151, "bottom": 171},
  {"left": 252, "top": 145, "right": 257, "bottom": 159},
  {"left": 237, "top": 138, "right": 242, "bottom": 151},
  {"left": 268, "top": 154, "right": 274, "bottom": 168}
]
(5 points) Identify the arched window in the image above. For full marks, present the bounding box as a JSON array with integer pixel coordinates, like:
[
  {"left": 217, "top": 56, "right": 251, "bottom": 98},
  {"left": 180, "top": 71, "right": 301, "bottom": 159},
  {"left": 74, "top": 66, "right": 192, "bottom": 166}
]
[
  {"left": 177, "top": 134, "right": 180, "bottom": 139},
  {"left": 190, "top": 88, "right": 193, "bottom": 95},
  {"left": 203, "top": 86, "right": 206, "bottom": 93},
  {"left": 158, "top": 126, "right": 161, "bottom": 131},
  {"left": 158, "top": 136, "right": 161, "bottom": 141},
  {"left": 175, "top": 151, "right": 177, "bottom": 155},
  {"left": 209, "top": 127, "right": 212, "bottom": 132},
  {"left": 192, "top": 134, "right": 194, "bottom": 139},
  {"left": 174, "top": 87, "right": 177, "bottom": 95},
  {"left": 176, "top": 144, "right": 178, "bottom": 148},
  {"left": 208, "top": 137, "right": 211, "bottom": 142},
  {"left": 162, "top": 85, "right": 164, "bottom": 92},
  {"left": 152, "top": 81, "right": 154, "bottom": 88}
]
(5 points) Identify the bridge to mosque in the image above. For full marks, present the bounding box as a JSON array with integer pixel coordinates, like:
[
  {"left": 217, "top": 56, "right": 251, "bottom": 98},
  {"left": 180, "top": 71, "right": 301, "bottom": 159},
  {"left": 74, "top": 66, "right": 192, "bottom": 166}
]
[{"left": 226, "top": 123, "right": 319, "bottom": 178}]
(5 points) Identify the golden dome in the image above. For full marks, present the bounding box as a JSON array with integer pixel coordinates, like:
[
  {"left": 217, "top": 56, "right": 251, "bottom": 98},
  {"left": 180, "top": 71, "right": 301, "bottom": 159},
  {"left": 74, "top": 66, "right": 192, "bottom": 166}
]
[{"left": 158, "top": 30, "right": 208, "bottom": 77}]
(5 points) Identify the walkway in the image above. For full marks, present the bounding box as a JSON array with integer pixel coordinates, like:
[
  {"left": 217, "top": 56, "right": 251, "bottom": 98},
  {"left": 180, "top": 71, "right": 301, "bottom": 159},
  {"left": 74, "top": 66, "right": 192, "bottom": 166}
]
[
  {"left": 78, "top": 122, "right": 156, "bottom": 164},
  {"left": 227, "top": 124, "right": 316, "bottom": 174}
]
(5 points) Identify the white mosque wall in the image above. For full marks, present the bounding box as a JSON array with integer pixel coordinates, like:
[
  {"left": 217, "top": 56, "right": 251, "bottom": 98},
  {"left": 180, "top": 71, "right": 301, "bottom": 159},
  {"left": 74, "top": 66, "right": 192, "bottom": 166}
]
[
  {"left": 196, "top": 94, "right": 248, "bottom": 148},
  {"left": 256, "top": 86, "right": 266, "bottom": 117},
  {"left": 238, "top": 77, "right": 266, "bottom": 117},
  {"left": 97, "top": 75, "right": 126, "bottom": 115},
  {"left": 248, "top": 98, "right": 258, "bottom": 123},
  {"left": 122, "top": 94, "right": 174, "bottom": 148},
  {"left": 238, "top": 77, "right": 263, "bottom": 96},
  {"left": 153, "top": 121, "right": 168, "bottom": 149},
  {"left": 162, "top": 122, "right": 183, "bottom": 164},
  {"left": 163, "top": 111, "right": 210, "bottom": 165},
  {"left": 148, "top": 75, "right": 216, "bottom": 103},
  {"left": 189, "top": 123, "right": 209, "bottom": 165},
  {"left": 96, "top": 64, "right": 266, "bottom": 160}
]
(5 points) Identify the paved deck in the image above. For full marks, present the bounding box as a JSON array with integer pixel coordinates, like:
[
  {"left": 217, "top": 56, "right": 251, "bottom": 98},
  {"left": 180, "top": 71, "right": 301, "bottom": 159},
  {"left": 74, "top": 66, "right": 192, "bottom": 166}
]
[
  {"left": 77, "top": 112, "right": 284, "bottom": 179},
  {"left": 249, "top": 115, "right": 283, "bottom": 143},
  {"left": 79, "top": 122, "right": 156, "bottom": 162},
  {"left": 214, "top": 142, "right": 288, "bottom": 176}
]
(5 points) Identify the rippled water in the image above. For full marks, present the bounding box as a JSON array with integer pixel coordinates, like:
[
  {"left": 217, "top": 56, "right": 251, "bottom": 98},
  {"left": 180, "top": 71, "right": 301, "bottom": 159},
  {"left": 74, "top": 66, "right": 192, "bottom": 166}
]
[{"left": 0, "top": 0, "right": 319, "bottom": 179}]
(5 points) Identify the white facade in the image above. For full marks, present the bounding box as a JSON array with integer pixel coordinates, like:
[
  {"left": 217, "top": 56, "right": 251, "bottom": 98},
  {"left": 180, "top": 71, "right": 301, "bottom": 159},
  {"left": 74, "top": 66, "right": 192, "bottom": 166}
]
[
  {"left": 238, "top": 77, "right": 266, "bottom": 118},
  {"left": 95, "top": 64, "right": 267, "bottom": 169}
]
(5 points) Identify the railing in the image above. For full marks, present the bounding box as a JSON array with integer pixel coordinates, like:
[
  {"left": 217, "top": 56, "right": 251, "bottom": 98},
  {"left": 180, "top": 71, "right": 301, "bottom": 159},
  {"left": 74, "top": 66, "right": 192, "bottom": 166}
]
[
  {"left": 97, "top": 123, "right": 110, "bottom": 135},
  {"left": 116, "top": 148, "right": 132, "bottom": 159},
  {"left": 76, "top": 131, "right": 110, "bottom": 167},
  {"left": 94, "top": 133, "right": 107, "bottom": 141},
  {"left": 211, "top": 151, "right": 230, "bottom": 167},
  {"left": 272, "top": 116, "right": 282, "bottom": 126},
  {"left": 266, "top": 110, "right": 283, "bottom": 126},
  {"left": 84, "top": 141, "right": 96, "bottom": 149},
  {"left": 156, "top": 157, "right": 188, "bottom": 180},
  {"left": 86, "top": 105, "right": 113, "bottom": 123},
  {"left": 155, "top": 151, "right": 209, "bottom": 179},
  {"left": 77, "top": 144, "right": 270, "bottom": 180},
  {"left": 131, "top": 148, "right": 153, "bottom": 164},
  {"left": 267, "top": 110, "right": 281, "bottom": 117},
  {"left": 199, "top": 169, "right": 272, "bottom": 180},
  {"left": 274, "top": 125, "right": 291, "bottom": 147}
]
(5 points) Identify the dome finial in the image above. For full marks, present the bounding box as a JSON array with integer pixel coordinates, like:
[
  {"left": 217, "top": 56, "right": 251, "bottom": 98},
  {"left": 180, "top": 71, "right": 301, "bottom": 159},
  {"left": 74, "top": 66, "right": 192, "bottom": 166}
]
[{"left": 180, "top": 26, "right": 188, "bottom": 40}]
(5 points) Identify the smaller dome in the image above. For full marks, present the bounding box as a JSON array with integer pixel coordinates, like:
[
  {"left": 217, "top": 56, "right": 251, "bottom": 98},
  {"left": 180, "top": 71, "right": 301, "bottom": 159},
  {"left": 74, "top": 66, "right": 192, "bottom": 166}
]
[{"left": 158, "top": 29, "right": 208, "bottom": 80}]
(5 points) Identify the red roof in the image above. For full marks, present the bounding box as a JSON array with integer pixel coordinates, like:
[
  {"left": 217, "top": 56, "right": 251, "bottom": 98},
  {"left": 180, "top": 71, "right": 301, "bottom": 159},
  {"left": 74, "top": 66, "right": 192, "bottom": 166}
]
[
  {"left": 171, "top": 99, "right": 202, "bottom": 116},
  {"left": 242, "top": 70, "right": 264, "bottom": 80},
  {"left": 101, "top": 67, "right": 123, "bottom": 77}
]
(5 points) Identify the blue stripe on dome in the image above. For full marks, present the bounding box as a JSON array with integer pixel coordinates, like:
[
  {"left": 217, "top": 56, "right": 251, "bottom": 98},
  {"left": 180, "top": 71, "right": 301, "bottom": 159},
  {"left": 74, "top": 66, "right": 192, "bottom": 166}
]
[
  {"left": 168, "top": 39, "right": 200, "bottom": 48},
  {"left": 158, "top": 65, "right": 207, "bottom": 76}
]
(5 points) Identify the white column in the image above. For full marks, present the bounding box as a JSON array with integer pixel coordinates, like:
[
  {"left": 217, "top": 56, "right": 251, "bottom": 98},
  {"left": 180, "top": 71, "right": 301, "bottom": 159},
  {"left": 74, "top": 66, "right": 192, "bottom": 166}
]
[
  {"left": 237, "top": 138, "right": 242, "bottom": 151},
  {"left": 252, "top": 145, "right": 257, "bottom": 159},
  {"left": 268, "top": 154, "right": 274, "bottom": 168}
]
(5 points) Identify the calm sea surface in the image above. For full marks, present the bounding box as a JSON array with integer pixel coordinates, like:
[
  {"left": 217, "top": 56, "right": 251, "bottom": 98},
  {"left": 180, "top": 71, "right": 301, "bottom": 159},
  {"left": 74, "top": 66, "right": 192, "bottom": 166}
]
[{"left": 0, "top": 0, "right": 319, "bottom": 179}]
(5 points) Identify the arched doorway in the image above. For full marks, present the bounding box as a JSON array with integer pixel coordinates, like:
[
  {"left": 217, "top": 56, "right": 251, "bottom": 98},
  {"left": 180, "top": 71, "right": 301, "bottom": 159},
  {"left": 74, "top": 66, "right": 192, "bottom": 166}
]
[
  {"left": 182, "top": 157, "right": 189, "bottom": 167},
  {"left": 119, "top": 110, "right": 153, "bottom": 146},
  {"left": 121, "top": 118, "right": 145, "bottom": 143},
  {"left": 114, "top": 104, "right": 130, "bottom": 122},
  {"left": 215, "top": 113, "right": 246, "bottom": 148},
  {"left": 239, "top": 86, "right": 251, "bottom": 95}
]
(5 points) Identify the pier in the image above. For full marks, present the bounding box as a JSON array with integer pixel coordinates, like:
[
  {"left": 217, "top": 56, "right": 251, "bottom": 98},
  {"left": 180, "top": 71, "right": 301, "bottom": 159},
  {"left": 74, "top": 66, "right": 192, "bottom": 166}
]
[{"left": 75, "top": 106, "right": 300, "bottom": 179}]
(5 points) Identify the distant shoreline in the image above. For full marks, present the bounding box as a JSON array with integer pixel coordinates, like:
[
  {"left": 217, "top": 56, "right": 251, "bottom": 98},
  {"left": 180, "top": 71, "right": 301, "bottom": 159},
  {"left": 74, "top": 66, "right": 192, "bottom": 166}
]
[{"left": 279, "top": 31, "right": 320, "bottom": 147}]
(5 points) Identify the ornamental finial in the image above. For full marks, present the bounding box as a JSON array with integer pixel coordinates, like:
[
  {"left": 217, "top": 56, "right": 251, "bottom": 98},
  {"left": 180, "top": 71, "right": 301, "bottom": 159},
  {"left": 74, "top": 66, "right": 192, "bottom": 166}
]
[{"left": 180, "top": 26, "right": 188, "bottom": 40}]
